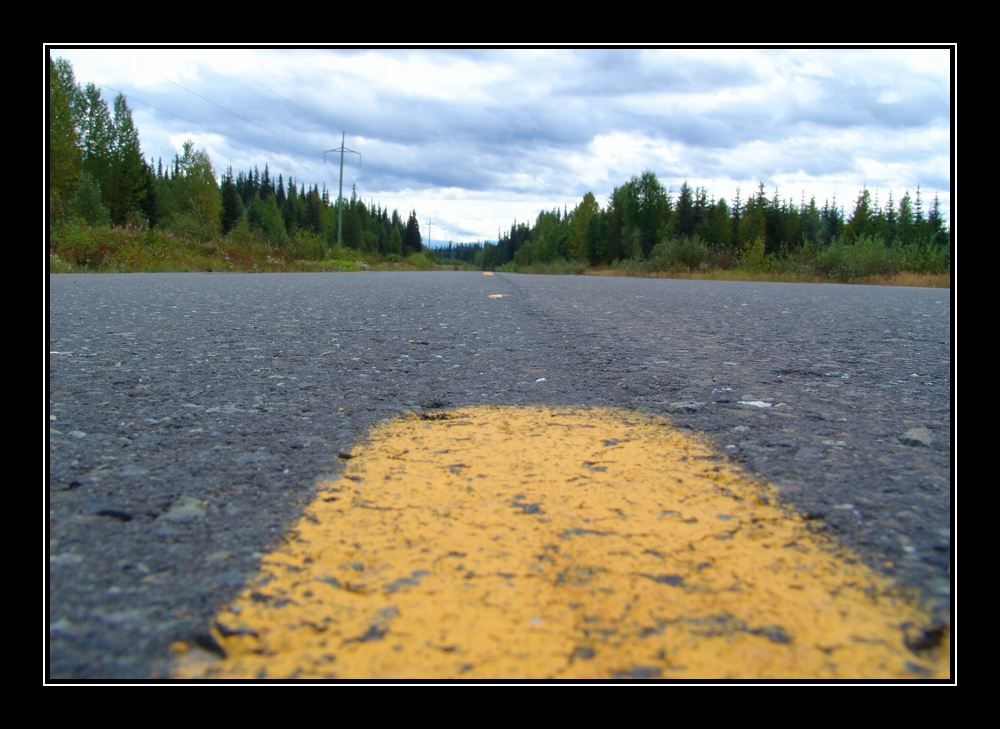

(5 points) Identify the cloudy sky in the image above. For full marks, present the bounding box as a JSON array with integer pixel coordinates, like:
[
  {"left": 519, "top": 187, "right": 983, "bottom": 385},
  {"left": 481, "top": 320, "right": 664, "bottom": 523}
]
[{"left": 49, "top": 47, "right": 953, "bottom": 245}]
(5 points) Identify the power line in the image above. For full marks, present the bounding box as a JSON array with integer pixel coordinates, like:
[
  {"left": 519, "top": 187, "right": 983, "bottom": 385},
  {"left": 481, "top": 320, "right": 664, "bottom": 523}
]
[
  {"left": 166, "top": 78, "right": 318, "bottom": 154},
  {"left": 93, "top": 84, "right": 305, "bottom": 163},
  {"left": 241, "top": 71, "right": 338, "bottom": 133},
  {"left": 88, "top": 76, "right": 421, "bottom": 230}
]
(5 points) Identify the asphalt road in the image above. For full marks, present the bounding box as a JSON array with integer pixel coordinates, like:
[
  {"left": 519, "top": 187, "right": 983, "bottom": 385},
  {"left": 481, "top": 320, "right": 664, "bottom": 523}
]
[{"left": 47, "top": 272, "right": 952, "bottom": 679}]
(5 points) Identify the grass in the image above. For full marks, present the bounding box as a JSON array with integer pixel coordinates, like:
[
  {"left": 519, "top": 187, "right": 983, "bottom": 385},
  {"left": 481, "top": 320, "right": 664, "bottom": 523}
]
[
  {"left": 584, "top": 267, "right": 950, "bottom": 288},
  {"left": 49, "top": 222, "right": 950, "bottom": 288},
  {"left": 48, "top": 220, "right": 453, "bottom": 275}
]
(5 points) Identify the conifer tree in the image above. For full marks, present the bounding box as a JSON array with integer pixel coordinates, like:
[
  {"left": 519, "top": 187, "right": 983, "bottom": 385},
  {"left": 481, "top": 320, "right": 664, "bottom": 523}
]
[
  {"left": 404, "top": 210, "right": 422, "bottom": 254},
  {"left": 568, "top": 192, "right": 599, "bottom": 261},
  {"left": 276, "top": 174, "right": 286, "bottom": 209},
  {"left": 220, "top": 168, "right": 244, "bottom": 234},
  {"left": 49, "top": 57, "right": 82, "bottom": 205},
  {"left": 845, "top": 187, "right": 874, "bottom": 242},
  {"left": 897, "top": 191, "right": 915, "bottom": 245},
  {"left": 927, "top": 193, "right": 948, "bottom": 248},
  {"left": 669, "top": 181, "right": 696, "bottom": 238},
  {"left": 107, "top": 93, "right": 146, "bottom": 225},
  {"left": 79, "top": 83, "right": 115, "bottom": 211},
  {"left": 283, "top": 179, "right": 301, "bottom": 235}
]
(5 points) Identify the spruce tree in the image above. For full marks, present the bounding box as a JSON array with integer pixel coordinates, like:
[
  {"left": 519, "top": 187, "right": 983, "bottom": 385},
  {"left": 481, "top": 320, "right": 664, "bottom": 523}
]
[
  {"left": 108, "top": 93, "right": 146, "bottom": 225},
  {"left": 221, "top": 168, "right": 244, "bottom": 234},
  {"left": 79, "top": 83, "right": 115, "bottom": 213},
  {"left": 49, "top": 57, "right": 82, "bottom": 205},
  {"left": 404, "top": 210, "right": 422, "bottom": 254},
  {"left": 845, "top": 187, "right": 873, "bottom": 242}
]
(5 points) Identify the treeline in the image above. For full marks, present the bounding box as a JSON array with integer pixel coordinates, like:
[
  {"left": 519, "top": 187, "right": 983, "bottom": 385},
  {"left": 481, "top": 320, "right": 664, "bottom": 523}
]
[
  {"left": 432, "top": 242, "right": 484, "bottom": 263},
  {"left": 477, "top": 171, "right": 950, "bottom": 275},
  {"left": 220, "top": 170, "right": 423, "bottom": 258},
  {"left": 48, "top": 56, "right": 423, "bottom": 261}
]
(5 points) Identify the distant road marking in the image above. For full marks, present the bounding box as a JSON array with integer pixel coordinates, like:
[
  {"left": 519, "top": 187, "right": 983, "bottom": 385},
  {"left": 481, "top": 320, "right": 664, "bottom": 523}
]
[{"left": 174, "top": 406, "right": 948, "bottom": 679}]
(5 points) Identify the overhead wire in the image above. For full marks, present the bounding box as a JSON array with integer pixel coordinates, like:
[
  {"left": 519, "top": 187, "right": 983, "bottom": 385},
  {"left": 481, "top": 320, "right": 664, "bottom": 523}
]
[
  {"left": 96, "top": 73, "right": 411, "bottom": 223},
  {"left": 92, "top": 84, "right": 299, "bottom": 164},
  {"left": 166, "top": 78, "right": 319, "bottom": 155}
]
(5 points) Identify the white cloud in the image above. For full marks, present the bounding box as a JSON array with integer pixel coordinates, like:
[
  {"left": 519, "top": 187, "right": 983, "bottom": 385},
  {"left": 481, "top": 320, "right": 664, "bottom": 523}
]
[{"left": 49, "top": 46, "right": 953, "bottom": 241}]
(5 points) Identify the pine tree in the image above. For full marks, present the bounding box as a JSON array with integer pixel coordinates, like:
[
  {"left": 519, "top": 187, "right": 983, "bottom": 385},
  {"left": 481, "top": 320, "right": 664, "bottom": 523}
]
[
  {"left": 739, "top": 189, "right": 767, "bottom": 248},
  {"left": 107, "top": 93, "right": 146, "bottom": 225},
  {"left": 261, "top": 164, "right": 272, "bottom": 200},
  {"left": 845, "top": 187, "right": 873, "bottom": 242},
  {"left": 801, "top": 196, "right": 821, "bottom": 247},
  {"left": 49, "top": 57, "right": 82, "bottom": 206},
  {"left": 670, "top": 181, "right": 696, "bottom": 238},
  {"left": 897, "top": 191, "right": 915, "bottom": 246},
  {"left": 276, "top": 174, "right": 286, "bottom": 209},
  {"left": 698, "top": 198, "right": 733, "bottom": 251},
  {"left": 283, "top": 179, "right": 301, "bottom": 235},
  {"left": 221, "top": 168, "right": 244, "bottom": 234},
  {"left": 927, "top": 193, "right": 949, "bottom": 248},
  {"left": 404, "top": 210, "right": 422, "bottom": 254},
  {"left": 78, "top": 83, "right": 115, "bottom": 212},
  {"left": 305, "top": 186, "right": 324, "bottom": 234}
]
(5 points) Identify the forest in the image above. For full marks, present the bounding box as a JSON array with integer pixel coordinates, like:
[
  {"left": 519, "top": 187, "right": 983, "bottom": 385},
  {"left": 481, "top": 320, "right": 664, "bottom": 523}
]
[
  {"left": 48, "top": 56, "right": 950, "bottom": 283},
  {"left": 48, "top": 57, "right": 426, "bottom": 273}
]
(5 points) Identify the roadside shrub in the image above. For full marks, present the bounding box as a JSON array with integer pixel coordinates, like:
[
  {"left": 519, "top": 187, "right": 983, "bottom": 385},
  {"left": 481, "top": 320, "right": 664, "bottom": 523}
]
[
  {"left": 165, "top": 212, "right": 219, "bottom": 244},
  {"left": 814, "top": 235, "right": 898, "bottom": 281},
  {"left": 70, "top": 172, "right": 110, "bottom": 227},
  {"left": 740, "top": 235, "right": 768, "bottom": 273},
  {"left": 406, "top": 249, "right": 438, "bottom": 270},
  {"left": 650, "top": 235, "right": 710, "bottom": 272},
  {"left": 896, "top": 241, "right": 950, "bottom": 275},
  {"left": 609, "top": 257, "right": 654, "bottom": 275},
  {"left": 225, "top": 218, "right": 266, "bottom": 251},
  {"left": 286, "top": 229, "right": 327, "bottom": 261},
  {"left": 49, "top": 252, "right": 74, "bottom": 273},
  {"left": 51, "top": 220, "right": 109, "bottom": 267},
  {"left": 512, "top": 258, "right": 588, "bottom": 275}
]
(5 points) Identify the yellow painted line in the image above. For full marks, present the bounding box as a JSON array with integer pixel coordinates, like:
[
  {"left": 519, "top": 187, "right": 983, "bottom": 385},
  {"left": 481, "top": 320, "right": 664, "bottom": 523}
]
[{"left": 174, "top": 406, "right": 948, "bottom": 679}]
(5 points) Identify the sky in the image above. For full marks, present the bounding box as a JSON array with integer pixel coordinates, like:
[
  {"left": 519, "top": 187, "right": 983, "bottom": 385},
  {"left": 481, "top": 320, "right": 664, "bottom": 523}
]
[{"left": 48, "top": 46, "right": 954, "bottom": 245}]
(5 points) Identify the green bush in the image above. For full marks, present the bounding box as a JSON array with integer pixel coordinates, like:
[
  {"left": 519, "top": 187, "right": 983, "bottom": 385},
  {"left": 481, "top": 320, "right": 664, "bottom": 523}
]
[
  {"left": 895, "top": 241, "right": 950, "bottom": 275},
  {"left": 70, "top": 172, "right": 110, "bottom": 227},
  {"left": 740, "top": 235, "right": 768, "bottom": 273},
  {"left": 650, "top": 235, "right": 710, "bottom": 272},
  {"left": 609, "top": 257, "right": 654, "bottom": 275},
  {"left": 396, "top": 249, "right": 438, "bottom": 270},
  {"left": 286, "top": 229, "right": 327, "bottom": 261},
  {"left": 165, "top": 213, "right": 218, "bottom": 244},
  {"left": 813, "top": 235, "right": 898, "bottom": 281},
  {"left": 50, "top": 220, "right": 109, "bottom": 267}
]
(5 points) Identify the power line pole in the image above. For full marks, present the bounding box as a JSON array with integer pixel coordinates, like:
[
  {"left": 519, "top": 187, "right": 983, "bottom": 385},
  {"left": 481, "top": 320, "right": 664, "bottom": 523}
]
[{"left": 324, "top": 132, "right": 360, "bottom": 247}]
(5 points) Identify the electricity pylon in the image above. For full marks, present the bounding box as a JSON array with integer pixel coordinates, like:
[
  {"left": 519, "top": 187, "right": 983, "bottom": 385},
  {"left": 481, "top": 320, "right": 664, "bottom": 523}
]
[{"left": 324, "top": 132, "right": 361, "bottom": 247}]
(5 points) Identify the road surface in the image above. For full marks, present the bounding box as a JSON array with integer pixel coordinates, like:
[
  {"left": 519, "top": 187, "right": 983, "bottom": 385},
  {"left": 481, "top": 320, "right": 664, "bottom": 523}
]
[{"left": 47, "top": 272, "right": 952, "bottom": 679}]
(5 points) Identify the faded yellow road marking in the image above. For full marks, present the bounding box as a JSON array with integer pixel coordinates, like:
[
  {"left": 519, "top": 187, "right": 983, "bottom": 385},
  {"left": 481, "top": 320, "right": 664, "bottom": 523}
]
[{"left": 175, "top": 406, "right": 948, "bottom": 679}]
